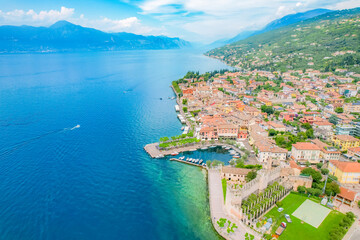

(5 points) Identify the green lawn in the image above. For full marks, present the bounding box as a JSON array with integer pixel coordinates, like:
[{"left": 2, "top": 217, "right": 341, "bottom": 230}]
[
  {"left": 222, "top": 179, "right": 227, "bottom": 203},
  {"left": 264, "top": 192, "right": 344, "bottom": 240}
]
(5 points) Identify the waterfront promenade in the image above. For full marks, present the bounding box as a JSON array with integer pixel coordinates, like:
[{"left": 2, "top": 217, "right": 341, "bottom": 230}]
[{"left": 208, "top": 169, "right": 260, "bottom": 240}]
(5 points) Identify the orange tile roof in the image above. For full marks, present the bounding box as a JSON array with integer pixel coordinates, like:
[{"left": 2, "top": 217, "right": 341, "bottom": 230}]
[
  {"left": 292, "top": 142, "right": 321, "bottom": 150},
  {"left": 334, "top": 135, "right": 360, "bottom": 142},
  {"left": 348, "top": 147, "right": 360, "bottom": 153},
  {"left": 338, "top": 187, "right": 356, "bottom": 201},
  {"left": 329, "top": 160, "right": 360, "bottom": 173}
]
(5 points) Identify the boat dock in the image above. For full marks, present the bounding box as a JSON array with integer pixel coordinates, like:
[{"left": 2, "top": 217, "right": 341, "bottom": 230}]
[
  {"left": 170, "top": 158, "right": 206, "bottom": 168},
  {"left": 144, "top": 142, "right": 245, "bottom": 159}
]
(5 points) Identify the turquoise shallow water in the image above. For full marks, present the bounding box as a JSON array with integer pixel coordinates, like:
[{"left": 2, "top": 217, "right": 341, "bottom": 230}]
[{"left": 0, "top": 50, "right": 231, "bottom": 240}]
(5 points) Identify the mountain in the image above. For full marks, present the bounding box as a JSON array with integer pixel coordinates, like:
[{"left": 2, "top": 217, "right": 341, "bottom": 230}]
[
  {"left": 206, "top": 8, "right": 360, "bottom": 73},
  {"left": 209, "top": 8, "right": 332, "bottom": 48},
  {"left": 0, "top": 21, "right": 190, "bottom": 53}
]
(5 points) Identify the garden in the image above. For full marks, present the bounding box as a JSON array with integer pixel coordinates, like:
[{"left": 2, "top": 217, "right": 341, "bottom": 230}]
[
  {"left": 261, "top": 192, "right": 351, "bottom": 240},
  {"left": 241, "top": 182, "right": 288, "bottom": 221}
]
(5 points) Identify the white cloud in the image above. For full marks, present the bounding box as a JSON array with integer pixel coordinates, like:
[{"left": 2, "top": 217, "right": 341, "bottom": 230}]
[
  {"left": 0, "top": 6, "right": 75, "bottom": 25},
  {"left": 331, "top": 0, "right": 360, "bottom": 10},
  {"left": 0, "top": 7, "right": 165, "bottom": 36},
  {"left": 78, "top": 16, "right": 167, "bottom": 35}
]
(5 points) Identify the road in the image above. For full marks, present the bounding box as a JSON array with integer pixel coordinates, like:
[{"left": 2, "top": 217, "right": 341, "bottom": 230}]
[{"left": 208, "top": 169, "right": 260, "bottom": 240}]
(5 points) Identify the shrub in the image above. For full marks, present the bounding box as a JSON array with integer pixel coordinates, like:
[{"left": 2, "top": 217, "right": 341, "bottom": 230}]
[
  {"left": 276, "top": 201, "right": 283, "bottom": 207},
  {"left": 297, "top": 185, "right": 306, "bottom": 194},
  {"left": 316, "top": 162, "right": 323, "bottom": 169},
  {"left": 321, "top": 168, "right": 329, "bottom": 175}
]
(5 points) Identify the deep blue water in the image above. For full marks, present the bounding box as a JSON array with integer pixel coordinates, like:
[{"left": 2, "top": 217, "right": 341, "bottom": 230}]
[{"left": 0, "top": 50, "right": 231, "bottom": 240}]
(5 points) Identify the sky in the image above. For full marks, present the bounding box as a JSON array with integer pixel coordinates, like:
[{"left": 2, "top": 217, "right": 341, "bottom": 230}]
[{"left": 0, "top": 0, "right": 360, "bottom": 43}]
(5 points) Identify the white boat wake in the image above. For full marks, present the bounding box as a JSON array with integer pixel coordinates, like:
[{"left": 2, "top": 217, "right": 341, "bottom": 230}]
[
  {"left": 0, "top": 124, "right": 81, "bottom": 158},
  {"left": 70, "top": 124, "right": 80, "bottom": 130}
]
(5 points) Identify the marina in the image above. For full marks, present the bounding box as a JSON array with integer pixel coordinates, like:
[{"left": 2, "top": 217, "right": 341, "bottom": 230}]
[{"left": 144, "top": 141, "right": 244, "bottom": 159}]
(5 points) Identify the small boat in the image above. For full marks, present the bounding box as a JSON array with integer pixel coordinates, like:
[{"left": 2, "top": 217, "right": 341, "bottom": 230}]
[
  {"left": 233, "top": 155, "right": 240, "bottom": 158},
  {"left": 195, "top": 159, "right": 199, "bottom": 163},
  {"left": 189, "top": 149, "right": 197, "bottom": 152},
  {"left": 181, "top": 126, "right": 185, "bottom": 131},
  {"left": 171, "top": 152, "right": 178, "bottom": 156},
  {"left": 201, "top": 147, "right": 208, "bottom": 150},
  {"left": 209, "top": 146, "right": 216, "bottom": 148},
  {"left": 199, "top": 160, "right": 203, "bottom": 164},
  {"left": 225, "top": 147, "right": 231, "bottom": 150},
  {"left": 171, "top": 97, "right": 175, "bottom": 100}
]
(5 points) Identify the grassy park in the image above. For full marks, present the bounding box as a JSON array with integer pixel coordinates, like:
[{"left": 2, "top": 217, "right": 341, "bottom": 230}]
[{"left": 263, "top": 192, "right": 345, "bottom": 240}]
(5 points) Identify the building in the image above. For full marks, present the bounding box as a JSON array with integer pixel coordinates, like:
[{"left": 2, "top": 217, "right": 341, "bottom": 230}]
[
  {"left": 256, "top": 142, "right": 288, "bottom": 163},
  {"left": 332, "top": 135, "right": 360, "bottom": 151},
  {"left": 217, "top": 124, "right": 238, "bottom": 139},
  {"left": 267, "top": 121, "right": 286, "bottom": 132},
  {"left": 291, "top": 142, "right": 321, "bottom": 163},
  {"left": 328, "top": 160, "right": 360, "bottom": 184},
  {"left": 313, "top": 121, "right": 334, "bottom": 141},
  {"left": 335, "top": 187, "right": 359, "bottom": 207},
  {"left": 311, "top": 139, "right": 341, "bottom": 161},
  {"left": 221, "top": 166, "right": 252, "bottom": 183},
  {"left": 344, "top": 102, "right": 360, "bottom": 114},
  {"left": 347, "top": 147, "right": 360, "bottom": 158},
  {"left": 335, "top": 124, "right": 355, "bottom": 136}
]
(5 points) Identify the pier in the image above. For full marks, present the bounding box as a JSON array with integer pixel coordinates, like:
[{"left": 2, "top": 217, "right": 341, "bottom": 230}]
[
  {"left": 170, "top": 158, "right": 206, "bottom": 168},
  {"left": 144, "top": 141, "right": 245, "bottom": 159}
]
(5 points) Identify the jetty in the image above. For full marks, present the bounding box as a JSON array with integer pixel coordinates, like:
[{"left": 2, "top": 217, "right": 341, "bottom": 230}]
[
  {"left": 170, "top": 158, "right": 206, "bottom": 168},
  {"left": 144, "top": 141, "right": 245, "bottom": 158}
]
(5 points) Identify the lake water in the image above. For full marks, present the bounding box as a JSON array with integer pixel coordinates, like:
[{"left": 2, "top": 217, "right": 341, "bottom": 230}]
[{"left": 0, "top": 49, "right": 231, "bottom": 240}]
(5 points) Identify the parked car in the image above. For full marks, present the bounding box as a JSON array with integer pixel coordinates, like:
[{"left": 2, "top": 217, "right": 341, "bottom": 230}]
[{"left": 285, "top": 214, "right": 292, "bottom": 223}]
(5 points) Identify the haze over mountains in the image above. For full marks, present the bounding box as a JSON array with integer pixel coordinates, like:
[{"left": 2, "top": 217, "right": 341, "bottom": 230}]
[
  {"left": 0, "top": 20, "right": 190, "bottom": 53},
  {"left": 209, "top": 8, "right": 333, "bottom": 48}
]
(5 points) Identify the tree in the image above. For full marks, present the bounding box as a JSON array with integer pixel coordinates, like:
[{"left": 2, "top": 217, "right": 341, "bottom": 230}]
[
  {"left": 325, "top": 83, "right": 332, "bottom": 88},
  {"left": 206, "top": 160, "right": 212, "bottom": 168},
  {"left": 321, "top": 168, "right": 329, "bottom": 175},
  {"left": 297, "top": 185, "right": 306, "bottom": 194},
  {"left": 261, "top": 105, "right": 274, "bottom": 115},
  {"left": 268, "top": 129, "right": 277, "bottom": 136},
  {"left": 182, "top": 98, "right": 188, "bottom": 105},
  {"left": 316, "top": 162, "right": 323, "bottom": 169},
  {"left": 183, "top": 107, "right": 188, "bottom": 113},
  {"left": 329, "top": 114, "right": 338, "bottom": 125},
  {"left": 326, "top": 181, "right": 340, "bottom": 196},
  {"left": 302, "top": 123, "right": 312, "bottom": 130},
  {"left": 212, "top": 160, "right": 224, "bottom": 167},
  {"left": 301, "top": 168, "right": 322, "bottom": 183},
  {"left": 305, "top": 128, "right": 314, "bottom": 139},
  {"left": 335, "top": 107, "right": 344, "bottom": 113},
  {"left": 245, "top": 171, "right": 257, "bottom": 182},
  {"left": 316, "top": 163, "right": 324, "bottom": 169},
  {"left": 160, "top": 137, "right": 169, "bottom": 142}
]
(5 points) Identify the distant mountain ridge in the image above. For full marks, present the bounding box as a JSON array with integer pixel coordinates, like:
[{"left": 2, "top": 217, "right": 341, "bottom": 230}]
[
  {"left": 209, "top": 8, "right": 332, "bottom": 48},
  {"left": 0, "top": 21, "right": 190, "bottom": 53}
]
